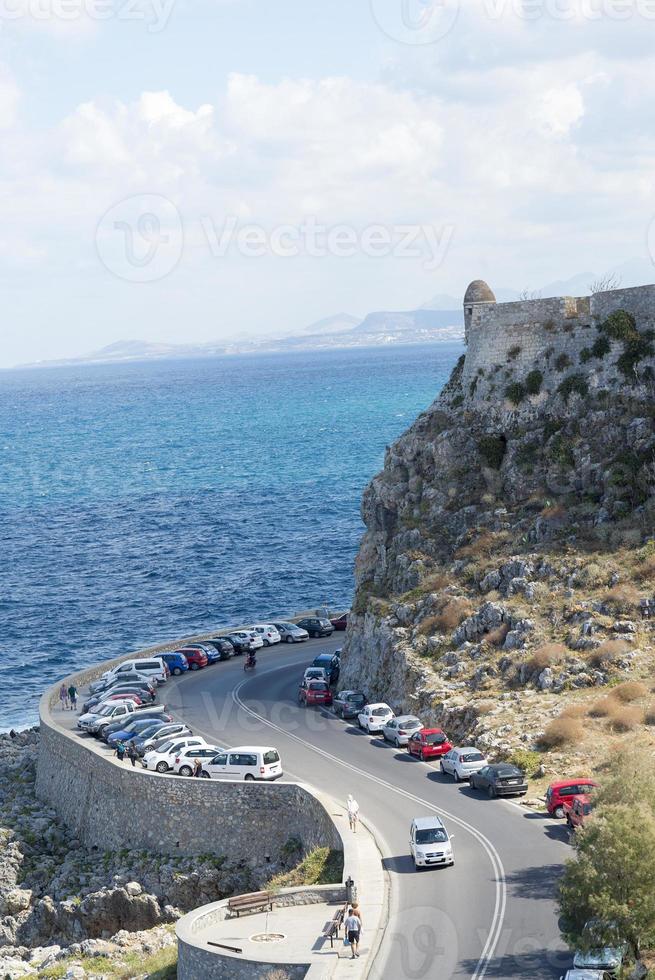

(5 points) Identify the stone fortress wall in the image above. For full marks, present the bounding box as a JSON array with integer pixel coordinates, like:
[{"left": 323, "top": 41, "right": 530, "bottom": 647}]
[
  {"left": 36, "top": 634, "right": 342, "bottom": 863},
  {"left": 460, "top": 281, "right": 655, "bottom": 405}
]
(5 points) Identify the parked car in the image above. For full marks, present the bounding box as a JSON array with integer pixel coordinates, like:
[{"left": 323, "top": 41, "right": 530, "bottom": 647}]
[
  {"left": 196, "top": 643, "right": 225, "bottom": 665},
  {"left": 135, "top": 724, "right": 192, "bottom": 755},
  {"left": 382, "top": 715, "right": 423, "bottom": 747},
  {"left": 206, "top": 638, "right": 236, "bottom": 660},
  {"left": 564, "top": 794, "right": 593, "bottom": 831},
  {"left": 406, "top": 729, "right": 453, "bottom": 762},
  {"left": 88, "top": 671, "right": 156, "bottom": 696},
  {"left": 296, "top": 617, "right": 334, "bottom": 638},
  {"left": 159, "top": 652, "right": 189, "bottom": 676},
  {"left": 102, "top": 710, "right": 171, "bottom": 742},
  {"left": 101, "top": 657, "right": 167, "bottom": 685},
  {"left": 224, "top": 633, "right": 255, "bottom": 655},
  {"left": 470, "top": 763, "right": 528, "bottom": 798},
  {"left": 82, "top": 687, "right": 152, "bottom": 712},
  {"left": 298, "top": 680, "right": 333, "bottom": 707},
  {"left": 272, "top": 622, "right": 309, "bottom": 643},
  {"left": 333, "top": 690, "right": 367, "bottom": 719},
  {"left": 358, "top": 703, "right": 395, "bottom": 734},
  {"left": 249, "top": 624, "right": 281, "bottom": 646},
  {"left": 108, "top": 720, "right": 172, "bottom": 748},
  {"left": 142, "top": 737, "right": 207, "bottom": 773},
  {"left": 409, "top": 816, "right": 454, "bottom": 869},
  {"left": 77, "top": 699, "right": 142, "bottom": 733},
  {"left": 201, "top": 746, "right": 282, "bottom": 781},
  {"left": 330, "top": 613, "right": 348, "bottom": 631},
  {"left": 229, "top": 631, "right": 264, "bottom": 650},
  {"left": 573, "top": 920, "right": 627, "bottom": 978},
  {"left": 312, "top": 653, "right": 340, "bottom": 684},
  {"left": 177, "top": 647, "right": 208, "bottom": 670},
  {"left": 546, "top": 779, "right": 599, "bottom": 819},
  {"left": 559, "top": 971, "right": 611, "bottom": 980},
  {"left": 304, "top": 667, "right": 328, "bottom": 683},
  {"left": 440, "top": 747, "right": 487, "bottom": 782},
  {"left": 171, "top": 744, "right": 224, "bottom": 776}
]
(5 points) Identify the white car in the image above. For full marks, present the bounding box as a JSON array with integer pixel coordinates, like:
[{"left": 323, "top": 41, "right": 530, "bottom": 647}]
[
  {"left": 409, "top": 816, "right": 454, "bottom": 869},
  {"left": 272, "top": 622, "right": 309, "bottom": 643},
  {"left": 559, "top": 972, "right": 609, "bottom": 980},
  {"left": 440, "top": 747, "right": 488, "bottom": 782},
  {"left": 249, "top": 624, "right": 281, "bottom": 646},
  {"left": 101, "top": 657, "right": 167, "bottom": 685},
  {"left": 142, "top": 737, "right": 207, "bottom": 773},
  {"left": 382, "top": 715, "right": 423, "bottom": 747},
  {"left": 201, "top": 746, "right": 283, "bottom": 781},
  {"left": 171, "top": 744, "right": 224, "bottom": 776},
  {"left": 230, "top": 630, "right": 264, "bottom": 650},
  {"left": 358, "top": 703, "right": 395, "bottom": 734},
  {"left": 303, "top": 666, "right": 328, "bottom": 683},
  {"left": 77, "top": 699, "right": 139, "bottom": 731}
]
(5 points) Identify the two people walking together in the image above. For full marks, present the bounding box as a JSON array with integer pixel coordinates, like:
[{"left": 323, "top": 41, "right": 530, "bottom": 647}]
[{"left": 59, "top": 683, "right": 77, "bottom": 711}]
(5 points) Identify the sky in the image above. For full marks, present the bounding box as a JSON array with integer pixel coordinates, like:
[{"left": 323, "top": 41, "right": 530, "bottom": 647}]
[{"left": 2, "top": 0, "right": 655, "bottom": 366}]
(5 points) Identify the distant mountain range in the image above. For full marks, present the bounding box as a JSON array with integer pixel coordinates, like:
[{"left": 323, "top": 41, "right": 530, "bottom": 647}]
[{"left": 21, "top": 258, "right": 655, "bottom": 368}]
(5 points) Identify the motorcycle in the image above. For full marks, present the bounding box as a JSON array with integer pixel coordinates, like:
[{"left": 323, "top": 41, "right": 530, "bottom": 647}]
[{"left": 244, "top": 653, "right": 257, "bottom": 672}]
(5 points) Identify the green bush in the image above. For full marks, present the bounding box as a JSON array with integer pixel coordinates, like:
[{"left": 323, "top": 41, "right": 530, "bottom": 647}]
[
  {"left": 558, "top": 373, "right": 589, "bottom": 402},
  {"left": 505, "top": 381, "right": 527, "bottom": 405},
  {"left": 543, "top": 418, "right": 564, "bottom": 441},
  {"left": 591, "top": 334, "right": 611, "bottom": 358},
  {"left": 507, "top": 345, "right": 522, "bottom": 360},
  {"left": 579, "top": 347, "right": 593, "bottom": 363},
  {"left": 616, "top": 334, "right": 655, "bottom": 379},
  {"left": 478, "top": 434, "right": 506, "bottom": 470},
  {"left": 451, "top": 394, "right": 464, "bottom": 408},
  {"left": 550, "top": 432, "right": 575, "bottom": 468},
  {"left": 601, "top": 309, "right": 637, "bottom": 342},
  {"left": 525, "top": 369, "right": 543, "bottom": 394},
  {"left": 554, "top": 352, "right": 572, "bottom": 372},
  {"left": 506, "top": 748, "right": 541, "bottom": 777}
]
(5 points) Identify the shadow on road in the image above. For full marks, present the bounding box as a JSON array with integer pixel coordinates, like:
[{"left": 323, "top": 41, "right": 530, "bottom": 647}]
[
  {"left": 458, "top": 943, "right": 570, "bottom": 979},
  {"left": 382, "top": 854, "right": 423, "bottom": 875},
  {"left": 504, "top": 862, "right": 564, "bottom": 901}
]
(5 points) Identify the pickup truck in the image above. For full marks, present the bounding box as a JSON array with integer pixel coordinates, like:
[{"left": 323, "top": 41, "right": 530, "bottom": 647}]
[
  {"left": 77, "top": 700, "right": 165, "bottom": 735},
  {"left": 564, "top": 794, "right": 593, "bottom": 831}
]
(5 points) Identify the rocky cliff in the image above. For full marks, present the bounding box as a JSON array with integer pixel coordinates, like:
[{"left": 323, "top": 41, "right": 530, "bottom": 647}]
[{"left": 340, "top": 284, "right": 655, "bottom": 762}]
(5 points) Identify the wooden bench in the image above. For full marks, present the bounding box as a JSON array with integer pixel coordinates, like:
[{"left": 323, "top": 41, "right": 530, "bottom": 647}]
[
  {"left": 227, "top": 891, "right": 274, "bottom": 918},
  {"left": 321, "top": 903, "right": 347, "bottom": 948}
]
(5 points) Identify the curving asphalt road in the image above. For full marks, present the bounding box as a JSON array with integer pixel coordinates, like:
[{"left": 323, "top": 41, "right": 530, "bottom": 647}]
[{"left": 163, "top": 637, "right": 572, "bottom": 980}]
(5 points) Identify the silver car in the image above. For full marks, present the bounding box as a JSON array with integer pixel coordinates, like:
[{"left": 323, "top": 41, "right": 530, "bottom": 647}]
[
  {"left": 440, "top": 747, "right": 488, "bottom": 782},
  {"left": 273, "top": 622, "right": 309, "bottom": 643},
  {"left": 382, "top": 715, "right": 423, "bottom": 747}
]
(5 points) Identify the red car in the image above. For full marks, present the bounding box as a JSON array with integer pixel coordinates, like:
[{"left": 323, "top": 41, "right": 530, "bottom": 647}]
[
  {"left": 563, "top": 794, "right": 593, "bottom": 831},
  {"left": 546, "top": 779, "right": 598, "bottom": 818},
  {"left": 298, "top": 680, "right": 333, "bottom": 707},
  {"left": 330, "top": 613, "right": 348, "bottom": 631},
  {"left": 103, "top": 693, "right": 143, "bottom": 705},
  {"left": 178, "top": 647, "right": 208, "bottom": 670},
  {"left": 407, "top": 728, "right": 452, "bottom": 761}
]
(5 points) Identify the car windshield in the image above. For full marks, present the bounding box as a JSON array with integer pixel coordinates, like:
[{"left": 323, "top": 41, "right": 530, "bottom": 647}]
[
  {"left": 263, "top": 751, "right": 280, "bottom": 764},
  {"left": 399, "top": 719, "right": 421, "bottom": 729},
  {"left": 348, "top": 695, "right": 365, "bottom": 703},
  {"left": 424, "top": 733, "right": 446, "bottom": 745},
  {"left": 462, "top": 752, "right": 484, "bottom": 762},
  {"left": 372, "top": 708, "right": 389, "bottom": 716},
  {"left": 416, "top": 828, "right": 448, "bottom": 845},
  {"left": 309, "top": 683, "right": 328, "bottom": 691},
  {"left": 156, "top": 740, "right": 174, "bottom": 753}
]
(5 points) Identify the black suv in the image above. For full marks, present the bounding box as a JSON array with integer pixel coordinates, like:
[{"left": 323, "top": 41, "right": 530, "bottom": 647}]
[
  {"left": 296, "top": 617, "right": 335, "bottom": 638},
  {"left": 312, "top": 653, "right": 340, "bottom": 684},
  {"left": 207, "top": 638, "right": 236, "bottom": 660}
]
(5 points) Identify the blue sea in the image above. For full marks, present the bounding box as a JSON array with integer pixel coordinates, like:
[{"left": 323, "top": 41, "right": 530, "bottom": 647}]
[{"left": 0, "top": 344, "right": 461, "bottom": 730}]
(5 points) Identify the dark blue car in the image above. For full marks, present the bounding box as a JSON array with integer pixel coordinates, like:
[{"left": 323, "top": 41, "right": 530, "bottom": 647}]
[{"left": 159, "top": 652, "right": 189, "bottom": 676}]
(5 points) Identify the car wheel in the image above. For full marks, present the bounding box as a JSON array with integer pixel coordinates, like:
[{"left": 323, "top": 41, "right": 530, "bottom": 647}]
[
  {"left": 394, "top": 736, "right": 400, "bottom": 748},
  {"left": 173, "top": 667, "right": 182, "bottom": 676},
  {"left": 470, "top": 777, "right": 477, "bottom": 791},
  {"left": 190, "top": 663, "right": 199, "bottom": 671},
  {"left": 453, "top": 770, "right": 460, "bottom": 783},
  {"left": 200, "top": 771, "right": 210, "bottom": 779},
  {"left": 554, "top": 805, "right": 565, "bottom": 819},
  {"left": 179, "top": 765, "right": 192, "bottom": 777},
  {"left": 286, "top": 636, "right": 294, "bottom": 643},
  {"left": 263, "top": 640, "right": 269, "bottom": 647},
  {"left": 244, "top": 774, "right": 255, "bottom": 781},
  {"left": 487, "top": 785, "right": 496, "bottom": 799},
  {"left": 156, "top": 761, "right": 169, "bottom": 773}
]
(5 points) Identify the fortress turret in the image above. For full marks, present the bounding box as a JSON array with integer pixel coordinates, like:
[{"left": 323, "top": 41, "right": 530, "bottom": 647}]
[{"left": 464, "top": 279, "right": 496, "bottom": 343}]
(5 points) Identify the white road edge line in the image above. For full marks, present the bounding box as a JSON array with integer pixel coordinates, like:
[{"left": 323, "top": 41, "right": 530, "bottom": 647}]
[{"left": 230, "top": 670, "right": 508, "bottom": 980}]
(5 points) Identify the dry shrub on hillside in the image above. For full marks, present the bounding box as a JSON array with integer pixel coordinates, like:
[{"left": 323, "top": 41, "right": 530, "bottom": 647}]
[
  {"left": 606, "top": 705, "right": 644, "bottom": 733},
  {"left": 560, "top": 703, "right": 588, "bottom": 719},
  {"left": 587, "top": 639, "right": 630, "bottom": 669},
  {"left": 644, "top": 703, "right": 655, "bottom": 725},
  {"left": 434, "top": 597, "right": 475, "bottom": 632},
  {"left": 588, "top": 697, "right": 616, "bottom": 718},
  {"left": 483, "top": 623, "right": 509, "bottom": 648},
  {"left": 418, "top": 615, "right": 441, "bottom": 637},
  {"left": 455, "top": 531, "right": 499, "bottom": 561},
  {"left": 575, "top": 562, "right": 609, "bottom": 588},
  {"left": 538, "top": 717, "right": 583, "bottom": 750},
  {"left": 603, "top": 583, "right": 642, "bottom": 615},
  {"left": 526, "top": 643, "right": 567, "bottom": 673},
  {"left": 634, "top": 552, "right": 655, "bottom": 583},
  {"left": 422, "top": 572, "right": 451, "bottom": 594},
  {"left": 541, "top": 502, "right": 566, "bottom": 519},
  {"left": 475, "top": 700, "right": 495, "bottom": 715},
  {"left": 611, "top": 681, "right": 648, "bottom": 703}
]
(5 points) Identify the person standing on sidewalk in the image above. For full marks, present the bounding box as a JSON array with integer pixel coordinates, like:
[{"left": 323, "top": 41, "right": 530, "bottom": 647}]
[
  {"left": 127, "top": 741, "right": 139, "bottom": 767},
  {"left": 347, "top": 795, "right": 360, "bottom": 833},
  {"left": 344, "top": 907, "right": 361, "bottom": 959},
  {"left": 68, "top": 685, "right": 78, "bottom": 711},
  {"left": 59, "top": 684, "right": 68, "bottom": 710},
  {"left": 115, "top": 740, "right": 127, "bottom": 763}
]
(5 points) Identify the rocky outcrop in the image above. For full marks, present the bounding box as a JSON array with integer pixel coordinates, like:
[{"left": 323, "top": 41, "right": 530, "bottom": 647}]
[{"left": 341, "top": 293, "right": 655, "bottom": 757}]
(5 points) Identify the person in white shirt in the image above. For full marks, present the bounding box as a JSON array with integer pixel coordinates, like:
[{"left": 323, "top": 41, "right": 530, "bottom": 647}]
[
  {"left": 347, "top": 795, "right": 360, "bottom": 833},
  {"left": 344, "top": 907, "right": 361, "bottom": 959}
]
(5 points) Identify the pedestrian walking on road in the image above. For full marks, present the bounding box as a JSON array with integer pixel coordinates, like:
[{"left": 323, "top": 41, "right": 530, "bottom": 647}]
[
  {"left": 127, "top": 741, "right": 138, "bottom": 767},
  {"left": 59, "top": 684, "right": 69, "bottom": 710},
  {"left": 115, "top": 740, "right": 126, "bottom": 763},
  {"left": 347, "top": 795, "right": 360, "bottom": 833},
  {"left": 344, "top": 907, "right": 361, "bottom": 959},
  {"left": 68, "top": 685, "right": 78, "bottom": 711}
]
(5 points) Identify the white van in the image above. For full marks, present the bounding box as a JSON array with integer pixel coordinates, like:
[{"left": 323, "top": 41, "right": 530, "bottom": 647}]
[
  {"left": 102, "top": 657, "right": 167, "bottom": 685},
  {"left": 409, "top": 816, "right": 455, "bottom": 869},
  {"left": 201, "top": 746, "right": 283, "bottom": 781}
]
